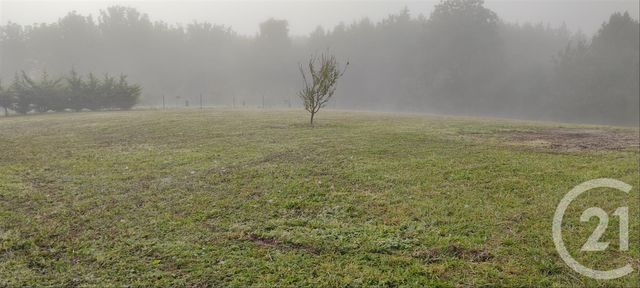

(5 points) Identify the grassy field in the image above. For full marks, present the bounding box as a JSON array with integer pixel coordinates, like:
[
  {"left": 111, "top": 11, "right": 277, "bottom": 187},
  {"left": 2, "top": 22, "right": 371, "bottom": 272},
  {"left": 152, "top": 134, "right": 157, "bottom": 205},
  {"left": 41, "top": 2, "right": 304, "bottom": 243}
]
[{"left": 0, "top": 109, "right": 638, "bottom": 287}]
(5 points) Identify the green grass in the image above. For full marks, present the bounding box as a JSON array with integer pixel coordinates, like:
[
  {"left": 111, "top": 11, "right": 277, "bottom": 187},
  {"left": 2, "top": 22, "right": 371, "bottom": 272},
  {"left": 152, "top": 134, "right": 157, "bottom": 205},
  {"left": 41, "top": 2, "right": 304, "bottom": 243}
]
[{"left": 0, "top": 109, "right": 638, "bottom": 287}]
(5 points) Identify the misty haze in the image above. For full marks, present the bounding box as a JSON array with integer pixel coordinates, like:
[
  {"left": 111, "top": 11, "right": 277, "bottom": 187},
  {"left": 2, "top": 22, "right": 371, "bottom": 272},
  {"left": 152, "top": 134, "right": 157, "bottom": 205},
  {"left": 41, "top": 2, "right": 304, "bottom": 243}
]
[{"left": 0, "top": 0, "right": 638, "bottom": 286}]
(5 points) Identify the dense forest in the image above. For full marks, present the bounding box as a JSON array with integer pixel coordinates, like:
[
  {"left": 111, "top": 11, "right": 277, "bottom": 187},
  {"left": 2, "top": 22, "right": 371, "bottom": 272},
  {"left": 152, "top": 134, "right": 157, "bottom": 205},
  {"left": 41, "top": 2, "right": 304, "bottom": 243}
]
[{"left": 0, "top": 0, "right": 638, "bottom": 125}]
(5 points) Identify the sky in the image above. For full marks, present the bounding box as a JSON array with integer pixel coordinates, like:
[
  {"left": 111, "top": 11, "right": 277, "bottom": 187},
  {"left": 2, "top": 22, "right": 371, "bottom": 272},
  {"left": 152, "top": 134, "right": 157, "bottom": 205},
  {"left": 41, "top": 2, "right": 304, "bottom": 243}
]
[{"left": 1, "top": 0, "right": 638, "bottom": 36}]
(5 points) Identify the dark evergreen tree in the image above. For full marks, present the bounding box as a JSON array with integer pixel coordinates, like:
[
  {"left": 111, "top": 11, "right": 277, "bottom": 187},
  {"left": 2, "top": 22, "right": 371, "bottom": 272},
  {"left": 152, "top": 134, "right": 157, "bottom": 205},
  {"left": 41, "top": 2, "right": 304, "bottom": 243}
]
[
  {"left": 20, "top": 71, "right": 64, "bottom": 113},
  {"left": 84, "top": 73, "right": 102, "bottom": 111},
  {"left": 113, "top": 74, "right": 141, "bottom": 110},
  {"left": 0, "top": 80, "right": 15, "bottom": 116},
  {"left": 11, "top": 73, "right": 31, "bottom": 114},
  {"left": 66, "top": 68, "right": 86, "bottom": 112}
]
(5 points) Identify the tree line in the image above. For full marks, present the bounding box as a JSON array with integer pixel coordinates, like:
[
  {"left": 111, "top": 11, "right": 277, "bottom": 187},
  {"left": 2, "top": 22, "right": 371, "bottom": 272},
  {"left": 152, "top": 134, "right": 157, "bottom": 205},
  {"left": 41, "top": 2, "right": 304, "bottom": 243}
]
[
  {"left": 0, "top": 70, "right": 141, "bottom": 115},
  {"left": 0, "top": 0, "right": 637, "bottom": 125}
]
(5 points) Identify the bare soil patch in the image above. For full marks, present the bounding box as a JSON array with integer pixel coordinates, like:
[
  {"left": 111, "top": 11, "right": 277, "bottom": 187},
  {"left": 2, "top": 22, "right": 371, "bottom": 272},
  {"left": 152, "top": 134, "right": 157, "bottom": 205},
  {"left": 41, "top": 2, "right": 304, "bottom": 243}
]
[{"left": 503, "top": 128, "right": 639, "bottom": 152}]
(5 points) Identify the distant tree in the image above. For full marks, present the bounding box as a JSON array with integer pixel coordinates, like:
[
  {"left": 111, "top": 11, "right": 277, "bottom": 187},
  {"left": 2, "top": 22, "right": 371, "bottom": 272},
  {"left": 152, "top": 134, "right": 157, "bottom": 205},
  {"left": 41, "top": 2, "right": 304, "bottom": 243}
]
[
  {"left": 100, "top": 74, "right": 116, "bottom": 109},
  {"left": 553, "top": 12, "right": 639, "bottom": 124},
  {"left": 112, "top": 74, "right": 141, "bottom": 110},
  {"left": 0, "top": 23, "right": 26, "bottom": 80},
  {"left": 10, "top": 73, "right": 31, "bottom": 114},
  {"left": 98, "top": 73, "right": 140, "bottom": 110},
  {"left": 258, "top": 19, "right": 290, "bottom": 47},
  {"left": 255, "top": 18, "right": 294, "bottom": 106},
  {"left": 426, "top": 0, "right": 504, "bottom": 112},
  {"left": 84, "top": 73, "right": 102, "bottom": 110},
  {"left": 21, "top": 71, "right": 64, "bottom": 113},
  {"left": 588, "top": 12, "right": 639, "bottom": 125},
  {"left": 98, "top": 5, "right": 153, "bottom": 64},
  {"left": 66, "top": 68, "right": 86, "bottom": 111},
  {"left": 298, "top": 53, "right": 348, "bottom": 126},
  {"left": 57, "top": 12, "right": 99, "bottom": 71},
  {"left": 0, "top": 80, "right": 15, "bottom": 116}
]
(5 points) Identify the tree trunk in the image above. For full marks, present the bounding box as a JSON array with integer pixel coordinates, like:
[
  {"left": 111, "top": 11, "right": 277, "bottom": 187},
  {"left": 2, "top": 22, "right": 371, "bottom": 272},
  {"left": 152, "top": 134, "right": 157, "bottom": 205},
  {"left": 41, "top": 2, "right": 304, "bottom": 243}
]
[{"left": 310, "top": 111, "right": 315, "bottom": 127}]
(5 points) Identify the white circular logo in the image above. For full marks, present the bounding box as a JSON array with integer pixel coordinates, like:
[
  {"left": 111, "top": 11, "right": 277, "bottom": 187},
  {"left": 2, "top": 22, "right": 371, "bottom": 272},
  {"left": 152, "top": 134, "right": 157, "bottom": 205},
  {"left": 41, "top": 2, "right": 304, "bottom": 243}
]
[{"left": 552, "top": 178, "right": 633, "bottom": 280}]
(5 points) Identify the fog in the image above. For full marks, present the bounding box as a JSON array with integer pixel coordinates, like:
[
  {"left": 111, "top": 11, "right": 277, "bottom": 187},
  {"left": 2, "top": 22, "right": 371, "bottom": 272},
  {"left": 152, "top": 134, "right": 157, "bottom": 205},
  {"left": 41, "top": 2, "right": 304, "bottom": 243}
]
[
  {"left": 3, "top": 1, "right": 639, "bottom": 36},
  {"left": 1, "top": 0, "right": 638, "bottom": 125}
]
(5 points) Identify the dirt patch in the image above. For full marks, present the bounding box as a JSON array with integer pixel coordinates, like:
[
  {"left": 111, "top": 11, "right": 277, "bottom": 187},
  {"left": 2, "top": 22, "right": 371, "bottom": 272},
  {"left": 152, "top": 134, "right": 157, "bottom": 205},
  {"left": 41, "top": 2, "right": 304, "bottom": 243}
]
[{"left": 502, "top": 128, "right": 639, "bottom": 152}]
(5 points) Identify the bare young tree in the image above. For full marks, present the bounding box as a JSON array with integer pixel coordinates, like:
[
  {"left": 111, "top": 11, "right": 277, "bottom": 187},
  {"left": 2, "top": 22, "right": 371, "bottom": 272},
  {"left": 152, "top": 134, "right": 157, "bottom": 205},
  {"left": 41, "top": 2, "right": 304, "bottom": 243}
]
[{"left": 298, "top": 53, "right": 348, "bottom": 126}]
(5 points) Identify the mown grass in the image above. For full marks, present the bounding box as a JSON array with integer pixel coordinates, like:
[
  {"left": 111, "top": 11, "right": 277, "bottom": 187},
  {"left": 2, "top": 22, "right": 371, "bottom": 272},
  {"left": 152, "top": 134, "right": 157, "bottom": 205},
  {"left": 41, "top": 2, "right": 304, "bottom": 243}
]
[{"left": 0, "top": 109, "right": 638, "bottom": 287}]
